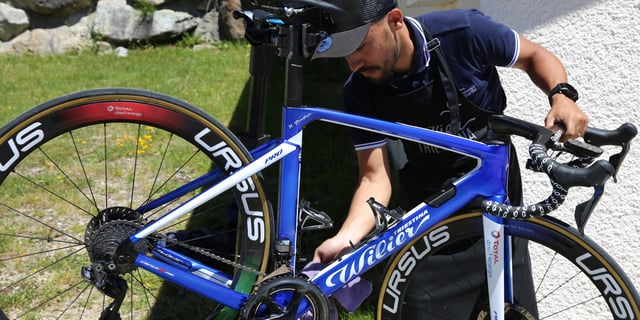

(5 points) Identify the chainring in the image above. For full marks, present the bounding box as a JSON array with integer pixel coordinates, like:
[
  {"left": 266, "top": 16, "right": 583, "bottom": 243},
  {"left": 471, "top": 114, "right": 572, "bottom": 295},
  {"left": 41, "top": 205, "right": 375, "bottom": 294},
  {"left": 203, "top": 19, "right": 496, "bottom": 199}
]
[{"left": 239, "top": 275, "right": 329, "bottom": 319}]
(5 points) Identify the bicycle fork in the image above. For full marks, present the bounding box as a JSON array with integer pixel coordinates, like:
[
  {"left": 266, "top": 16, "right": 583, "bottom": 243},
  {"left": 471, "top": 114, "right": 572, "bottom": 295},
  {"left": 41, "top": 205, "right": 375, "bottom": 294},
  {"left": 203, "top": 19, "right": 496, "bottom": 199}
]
[{"left": 483, "top": 213, "right": 513, "bottom": 320}]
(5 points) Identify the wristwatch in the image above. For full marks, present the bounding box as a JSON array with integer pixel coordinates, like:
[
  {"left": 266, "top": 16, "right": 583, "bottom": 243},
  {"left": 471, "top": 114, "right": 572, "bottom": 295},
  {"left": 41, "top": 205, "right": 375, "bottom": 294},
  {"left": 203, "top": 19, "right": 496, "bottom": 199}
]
[{"left": 548, "top": 83, "right": 579, "bottom": 105}]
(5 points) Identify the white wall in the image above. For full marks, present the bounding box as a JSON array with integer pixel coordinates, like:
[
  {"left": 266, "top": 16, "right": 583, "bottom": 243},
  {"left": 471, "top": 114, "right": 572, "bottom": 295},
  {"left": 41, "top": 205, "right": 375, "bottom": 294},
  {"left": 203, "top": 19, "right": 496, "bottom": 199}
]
[
  {"left": 400, "top": 0, "right": 640, "bottom": 305},
  {"left": 481, "top": 0, "right": 640, "bottom": 294}
]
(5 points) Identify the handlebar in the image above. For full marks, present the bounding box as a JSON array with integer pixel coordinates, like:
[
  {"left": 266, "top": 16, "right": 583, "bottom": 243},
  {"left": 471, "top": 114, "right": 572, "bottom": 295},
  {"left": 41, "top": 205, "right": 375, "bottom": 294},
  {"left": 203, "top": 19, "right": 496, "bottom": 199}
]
[
  {"left": 481, "top": 115, "right": 636, "bottom": 234},
  {"left": 244, "top": 0, "right": 342, "bottom": 13}
]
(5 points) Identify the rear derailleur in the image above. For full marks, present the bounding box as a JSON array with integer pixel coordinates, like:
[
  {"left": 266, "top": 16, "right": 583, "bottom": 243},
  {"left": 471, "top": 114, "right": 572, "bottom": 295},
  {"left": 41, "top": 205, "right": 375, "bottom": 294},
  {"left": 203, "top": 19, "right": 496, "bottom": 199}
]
[{"left": 80, "top": 206, "right": 149, "bottom": 320}]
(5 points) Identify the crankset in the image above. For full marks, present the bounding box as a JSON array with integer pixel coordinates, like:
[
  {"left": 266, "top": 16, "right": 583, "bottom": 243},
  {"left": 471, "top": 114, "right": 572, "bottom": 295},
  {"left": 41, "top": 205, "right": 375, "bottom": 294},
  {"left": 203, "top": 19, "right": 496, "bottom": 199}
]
[{"left": 239, "top": 276, "right": 329, "bottom": 319}]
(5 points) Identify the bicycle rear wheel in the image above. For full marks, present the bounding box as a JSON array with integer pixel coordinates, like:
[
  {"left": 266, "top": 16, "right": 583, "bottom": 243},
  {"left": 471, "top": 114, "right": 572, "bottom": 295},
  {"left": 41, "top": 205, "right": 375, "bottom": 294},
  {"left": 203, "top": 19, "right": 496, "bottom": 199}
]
[
  {"left": 378, "top": 212, "right": 640, "bottom": 319},
  {"left": 0, "top": 88, "right": 273, "bottom": 319}
]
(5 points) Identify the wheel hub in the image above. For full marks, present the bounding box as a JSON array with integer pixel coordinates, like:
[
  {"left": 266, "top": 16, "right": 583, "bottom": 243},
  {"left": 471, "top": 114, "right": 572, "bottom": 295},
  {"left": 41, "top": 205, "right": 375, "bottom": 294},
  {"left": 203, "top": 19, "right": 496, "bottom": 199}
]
[{"left": 475, "top": 303, "right": 536, "bottom": 320}]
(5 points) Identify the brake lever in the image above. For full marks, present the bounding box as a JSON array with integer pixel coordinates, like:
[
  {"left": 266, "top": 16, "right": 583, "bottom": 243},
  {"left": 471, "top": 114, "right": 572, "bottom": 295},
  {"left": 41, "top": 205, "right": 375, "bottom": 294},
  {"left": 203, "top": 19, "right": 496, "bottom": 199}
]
[{"left": 574, "top": 184, "right": 606, "bottom": 236}]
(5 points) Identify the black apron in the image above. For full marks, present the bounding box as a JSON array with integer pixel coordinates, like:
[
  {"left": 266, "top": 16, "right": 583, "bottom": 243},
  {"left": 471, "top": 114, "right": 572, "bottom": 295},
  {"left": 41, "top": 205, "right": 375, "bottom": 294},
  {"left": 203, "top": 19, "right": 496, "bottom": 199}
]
[{"left": 368, "top": 25, "right": 537, "bottom": 318}]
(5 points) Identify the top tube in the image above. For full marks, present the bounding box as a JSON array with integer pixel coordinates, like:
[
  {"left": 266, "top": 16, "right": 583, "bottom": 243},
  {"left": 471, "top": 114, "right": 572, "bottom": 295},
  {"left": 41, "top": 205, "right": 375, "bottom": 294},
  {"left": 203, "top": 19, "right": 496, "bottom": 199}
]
[{"left": 282, "top": 106, "right": 503, "bottom": 160}]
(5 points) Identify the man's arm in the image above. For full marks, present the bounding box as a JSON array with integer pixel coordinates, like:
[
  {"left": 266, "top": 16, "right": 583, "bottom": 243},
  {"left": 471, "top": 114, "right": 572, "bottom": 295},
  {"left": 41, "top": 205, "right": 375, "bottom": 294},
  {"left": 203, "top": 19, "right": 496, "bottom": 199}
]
[
  {"left": 313, "top": 145, "right": 392, "bottom": 263},
  {"left": 513, "top": 34, "right": 588, "bottom": 140}
]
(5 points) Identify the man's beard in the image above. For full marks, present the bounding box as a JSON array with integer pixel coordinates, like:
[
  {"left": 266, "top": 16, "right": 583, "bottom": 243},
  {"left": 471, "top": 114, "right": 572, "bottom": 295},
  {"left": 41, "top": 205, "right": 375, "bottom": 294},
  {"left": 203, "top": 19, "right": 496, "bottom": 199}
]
[
  {"left": 363, "top": 30, "right": 400, "bottom": 85},
  {"left": 363, "top": 68, "right": 395, "bottom": 85}
]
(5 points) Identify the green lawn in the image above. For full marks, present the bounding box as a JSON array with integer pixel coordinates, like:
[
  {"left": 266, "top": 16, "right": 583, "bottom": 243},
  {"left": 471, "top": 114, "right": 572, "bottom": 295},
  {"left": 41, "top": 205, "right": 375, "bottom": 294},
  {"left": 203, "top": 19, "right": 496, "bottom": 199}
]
[{"left": 0, "top": 44, "right": 252, "bottom": 126}]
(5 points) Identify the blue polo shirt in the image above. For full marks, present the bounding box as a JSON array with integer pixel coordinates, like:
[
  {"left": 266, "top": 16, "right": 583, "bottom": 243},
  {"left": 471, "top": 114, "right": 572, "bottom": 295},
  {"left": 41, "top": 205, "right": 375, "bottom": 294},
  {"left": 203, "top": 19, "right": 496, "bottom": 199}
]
[{"left": 343, "top": 9, "right": 520, "bottom": 150}]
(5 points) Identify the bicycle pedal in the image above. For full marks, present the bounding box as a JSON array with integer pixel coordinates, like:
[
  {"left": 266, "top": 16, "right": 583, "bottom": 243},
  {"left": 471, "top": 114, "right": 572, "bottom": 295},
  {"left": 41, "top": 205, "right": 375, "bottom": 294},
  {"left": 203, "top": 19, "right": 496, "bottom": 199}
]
[{"left": 299, "top": 199, "right": 333, "bottom": 232}]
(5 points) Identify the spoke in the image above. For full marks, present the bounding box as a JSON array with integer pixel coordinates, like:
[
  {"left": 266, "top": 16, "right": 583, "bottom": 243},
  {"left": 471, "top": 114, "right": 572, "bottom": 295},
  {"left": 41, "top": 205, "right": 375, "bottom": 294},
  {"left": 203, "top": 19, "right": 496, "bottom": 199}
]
[
  {"left": 536, "top": 269, "right": 582, "bottom": 306},
  {"left": 103, "top": 123, "right": 108, "bottom": 208},
  {"left": 15, "top": 279, "right": 90, "bottom": 319},
  {"left": 534, "top": 251, "right": 558, "bottom": 297},
  {"left": 0, "top": 232, "right": 82, "bottom": 246},
  {"left": 131, "top": 269, "right": 155, "bottom": 309},
  {"left": 145, "top": 133, "right": 174, "bottom": 207},
  {"left": 130, "top": 124, "right": 142, "bottom": 209},
  {"left": 1, "top": 246, "right": 85, "bottom": 290},
  {"left": 37, "top": 145, "right": 96, "bottom": 212},
  {"left": 0, "top": 242, "right": 83, "bottom": 262},
  {"left": 79, "top": 285, "right": 97, "bottom": 319},
  {"left": 0, "top": 201, "right": 86, "bottom": 245},
  {"left": 141, "top": 148, "right": 202, "bottom": 215},
  {"left": 540, "top": 295, "right": 602, "bottom": 319},
  {"left": 70, "top": 131, "right": 99, "bottom": 211},
  {"left": 57, "top": 282, "right": 93, "bottom": 320},
  {"left": 7, "top": 170, "right": 94, "bottom": 217}
]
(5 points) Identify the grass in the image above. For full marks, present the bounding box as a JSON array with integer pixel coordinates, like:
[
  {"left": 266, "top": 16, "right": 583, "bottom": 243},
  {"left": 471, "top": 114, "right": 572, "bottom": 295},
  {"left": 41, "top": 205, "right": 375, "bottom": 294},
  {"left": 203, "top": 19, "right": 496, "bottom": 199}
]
[
  {"left": 0, "top": 44, "right": 251, "bottom": 127},
  {"left": 0, "top": 44, "right": 375, "bottom": 319}
]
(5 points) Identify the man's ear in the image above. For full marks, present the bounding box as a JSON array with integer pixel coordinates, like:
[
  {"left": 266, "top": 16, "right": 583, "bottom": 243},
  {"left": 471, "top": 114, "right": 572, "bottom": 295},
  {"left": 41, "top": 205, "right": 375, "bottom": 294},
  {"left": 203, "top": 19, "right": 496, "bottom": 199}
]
[{"left": 387, "top": 8, "right": 404, "bottom": 29}]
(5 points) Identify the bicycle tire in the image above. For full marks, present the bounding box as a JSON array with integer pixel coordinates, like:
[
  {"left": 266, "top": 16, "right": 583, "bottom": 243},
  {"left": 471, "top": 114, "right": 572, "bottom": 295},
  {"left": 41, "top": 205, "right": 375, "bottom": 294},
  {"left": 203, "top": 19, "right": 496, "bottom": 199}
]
[
  {"left": 377, "top": 211, "right": 640, "bottom": 319},
  {"left": 0, "top": 88, "right": 273, "bottom": 319}
]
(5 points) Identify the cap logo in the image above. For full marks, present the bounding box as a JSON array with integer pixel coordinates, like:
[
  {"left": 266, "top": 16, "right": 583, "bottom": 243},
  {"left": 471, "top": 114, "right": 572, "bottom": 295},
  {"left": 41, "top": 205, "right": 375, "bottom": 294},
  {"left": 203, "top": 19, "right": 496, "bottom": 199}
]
[{"left": 316, "top": 36, "right": 334, "bottom": 54}]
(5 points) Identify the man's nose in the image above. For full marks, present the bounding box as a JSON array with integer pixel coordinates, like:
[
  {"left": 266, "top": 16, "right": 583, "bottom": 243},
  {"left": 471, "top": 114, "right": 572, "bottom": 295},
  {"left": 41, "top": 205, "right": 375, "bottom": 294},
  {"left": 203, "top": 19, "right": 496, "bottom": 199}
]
[{"left": 345, "top": 54, "right": 363, "bottom": 72}]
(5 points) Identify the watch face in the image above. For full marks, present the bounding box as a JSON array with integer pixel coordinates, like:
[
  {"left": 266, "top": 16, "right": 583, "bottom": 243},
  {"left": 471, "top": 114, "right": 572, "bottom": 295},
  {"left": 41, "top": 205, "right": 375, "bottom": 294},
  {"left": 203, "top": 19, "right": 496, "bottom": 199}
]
[{"left": 561, "top": 84, "right": 579, "bottom": 100}]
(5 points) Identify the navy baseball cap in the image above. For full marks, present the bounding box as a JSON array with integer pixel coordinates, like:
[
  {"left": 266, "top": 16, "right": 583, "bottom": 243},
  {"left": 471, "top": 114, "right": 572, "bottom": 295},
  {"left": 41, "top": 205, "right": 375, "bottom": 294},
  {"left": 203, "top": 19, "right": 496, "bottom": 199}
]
[{"left": 312, "top": 0, "right": 397, "bottom": 59}]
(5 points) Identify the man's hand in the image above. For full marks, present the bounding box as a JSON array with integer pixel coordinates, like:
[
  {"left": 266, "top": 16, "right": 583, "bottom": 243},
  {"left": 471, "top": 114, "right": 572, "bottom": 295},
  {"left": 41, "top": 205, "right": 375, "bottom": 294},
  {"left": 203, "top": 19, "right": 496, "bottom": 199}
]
[
  {"left": 313, "top": 236, "right": 352, "bottom": 263},
  {"left": 546, "top": 95, "right": 588, "bottom": 141}
]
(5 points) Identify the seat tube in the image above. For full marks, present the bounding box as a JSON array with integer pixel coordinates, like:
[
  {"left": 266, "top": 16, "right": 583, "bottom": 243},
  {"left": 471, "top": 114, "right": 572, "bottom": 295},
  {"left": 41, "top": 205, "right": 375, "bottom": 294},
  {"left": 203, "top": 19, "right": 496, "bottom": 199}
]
[
  {"left": 275, "top": 21, "right": 308, "bottom": 269},
  {"left": 277, "top": 109, "right": 304, "bottom": 270}
]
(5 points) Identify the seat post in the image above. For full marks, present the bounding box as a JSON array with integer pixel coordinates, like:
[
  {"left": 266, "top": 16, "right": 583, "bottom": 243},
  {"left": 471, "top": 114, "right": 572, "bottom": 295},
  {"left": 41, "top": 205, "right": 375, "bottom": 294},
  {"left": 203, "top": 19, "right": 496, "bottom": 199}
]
[
  {"left": 281, "top": 23, "right": 307, "bottom": 108},
  {"left": 243, "top": 44, "right": 275, "bottom": 149}
]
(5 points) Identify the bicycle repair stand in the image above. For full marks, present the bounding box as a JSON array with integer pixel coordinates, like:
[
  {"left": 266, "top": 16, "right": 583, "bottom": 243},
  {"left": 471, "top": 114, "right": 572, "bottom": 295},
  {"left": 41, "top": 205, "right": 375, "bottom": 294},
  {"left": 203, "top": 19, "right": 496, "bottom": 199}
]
[
  {"left": 233, "top": 9, "right": 338, "bottom": 265},
  {"left": 235, "top": 9, "right": 321, "bottom": 149}
]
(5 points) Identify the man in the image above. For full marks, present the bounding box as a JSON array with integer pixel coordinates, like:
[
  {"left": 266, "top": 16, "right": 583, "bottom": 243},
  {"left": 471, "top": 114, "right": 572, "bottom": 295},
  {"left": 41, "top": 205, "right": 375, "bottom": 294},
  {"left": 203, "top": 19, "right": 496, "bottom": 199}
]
[{"left": 311, "top": 0, "right": 588, "bottom": 317}]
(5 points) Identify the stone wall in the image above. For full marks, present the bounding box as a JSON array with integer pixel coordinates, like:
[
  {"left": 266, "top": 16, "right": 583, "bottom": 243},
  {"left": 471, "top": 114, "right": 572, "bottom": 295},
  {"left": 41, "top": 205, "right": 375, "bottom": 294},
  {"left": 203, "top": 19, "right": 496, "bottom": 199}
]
[{"left": 0, "top": 0, "right": 245, "bottom": 54}]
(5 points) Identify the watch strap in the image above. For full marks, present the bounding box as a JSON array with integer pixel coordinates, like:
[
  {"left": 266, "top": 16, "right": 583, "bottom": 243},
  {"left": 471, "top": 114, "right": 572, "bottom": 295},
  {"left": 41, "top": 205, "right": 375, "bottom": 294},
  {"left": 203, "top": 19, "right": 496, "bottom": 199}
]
[{"left": 548, "top": 83, "right": 579, "bottom": 105}]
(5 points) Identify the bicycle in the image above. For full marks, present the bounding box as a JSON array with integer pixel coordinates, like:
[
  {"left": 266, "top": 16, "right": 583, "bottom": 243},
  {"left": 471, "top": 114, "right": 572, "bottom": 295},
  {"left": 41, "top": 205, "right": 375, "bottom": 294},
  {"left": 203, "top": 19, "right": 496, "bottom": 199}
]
[{"left": 0, "top": 1, "right": 638, "bottom": 319}]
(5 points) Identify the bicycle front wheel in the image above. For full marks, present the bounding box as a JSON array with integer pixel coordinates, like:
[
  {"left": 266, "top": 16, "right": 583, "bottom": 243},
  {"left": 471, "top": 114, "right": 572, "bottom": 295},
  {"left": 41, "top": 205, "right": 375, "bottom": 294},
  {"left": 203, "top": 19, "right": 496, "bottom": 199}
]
[
  {"left": 378, "top": 212, "right": 640, "bottom": 319},
  {"left": 0, "top": 88, "right": 273, "bottom": 319}
]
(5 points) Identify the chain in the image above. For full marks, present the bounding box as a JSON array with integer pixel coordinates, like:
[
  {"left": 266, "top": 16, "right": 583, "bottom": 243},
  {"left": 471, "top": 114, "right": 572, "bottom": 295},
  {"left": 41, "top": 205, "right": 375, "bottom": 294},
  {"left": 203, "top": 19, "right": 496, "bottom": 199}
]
[{"left": 165, "top": 237, "right": 267, "bottom": 277}]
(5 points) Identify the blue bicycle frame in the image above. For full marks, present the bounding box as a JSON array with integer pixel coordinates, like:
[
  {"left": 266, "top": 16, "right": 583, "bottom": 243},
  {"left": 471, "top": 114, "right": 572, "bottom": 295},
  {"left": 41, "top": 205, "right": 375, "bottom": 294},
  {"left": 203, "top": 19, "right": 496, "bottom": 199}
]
[{"left": 126, "top": 105, "right": 515, "bottom": 318}]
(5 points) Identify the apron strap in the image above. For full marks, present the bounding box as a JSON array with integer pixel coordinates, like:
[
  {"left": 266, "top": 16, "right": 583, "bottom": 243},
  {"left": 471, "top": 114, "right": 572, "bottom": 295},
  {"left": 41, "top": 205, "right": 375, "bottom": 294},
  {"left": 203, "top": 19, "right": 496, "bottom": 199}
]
[{"left": 421, "top": 24, "right": 462, "bottom": 135}]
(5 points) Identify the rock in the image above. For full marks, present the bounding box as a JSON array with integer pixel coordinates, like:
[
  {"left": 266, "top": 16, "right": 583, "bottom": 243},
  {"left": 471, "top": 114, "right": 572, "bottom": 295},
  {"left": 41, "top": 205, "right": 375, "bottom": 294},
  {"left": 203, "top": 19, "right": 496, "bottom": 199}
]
[
  {"left": 0, "top": 2, "right": 29, "bottom": 41},
  {"left": 24, "top": 25, "right": 88, "bottom": 54},
  {"left": 11, "top": 0, "right": 92, "bottom": 15},
  {"left": 50, "top": 24, "right": 89, "bottom": 53},
  {"left": 0, "top": 13, "right": 91, "bottom": 54},
  {"left": 115, "top": 46, "right": 127, "bottom": 57},
  {"left": 0, "top": 0, "right": 241, "bottom": 55},
  {"left": 194, "top": 9, "right": 219, "bottom": 42},
  {"left": 94, "top": 40, "right": 112, "bottom": 54},
  {"left": 133, "top": 0, "right": 174, "bottom": 6},
  {"left": 192, "top": 43, "right": 217, "bottom": 51},
  {"left": 218, "top": 0, "right": 244, "bottom": 40},
  {"left": 152, "top": 9, "right": 199, "bottom": 38},
  {"left": 92, "top": 0, "right": 199, "bottom": 43},
  {"left": 1, "top": 29, "right": 30, "bottom": 53}
]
